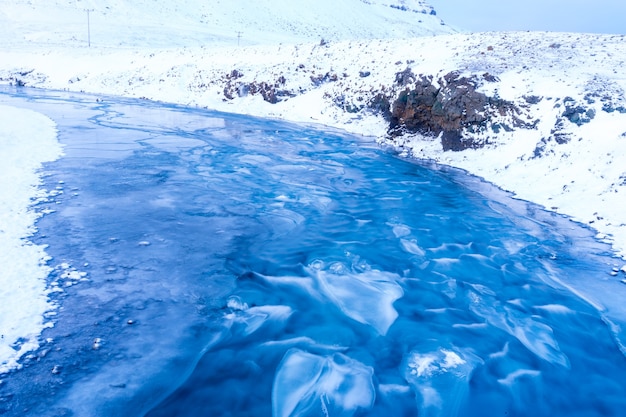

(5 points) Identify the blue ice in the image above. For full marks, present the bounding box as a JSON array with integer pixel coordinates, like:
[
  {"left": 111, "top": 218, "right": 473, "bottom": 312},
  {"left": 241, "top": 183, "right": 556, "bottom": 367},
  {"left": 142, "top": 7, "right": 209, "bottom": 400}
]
[
  {"left": 309, "top": 265, "right": 404, "bottom": 336},
  {"left": 272, "top": 349, "right": 375, "bottom": 417},
  {"left": 4, "top": 88, "right": 626, "bottom": 417},
  {"left": 404, "top": 346, "right": 482, "bottom": 416},
  {"left": 247, "top": 262, "right": 404, "bottom": 336},
  {"left": 468, "top": 290, "right": 569, "bottom": 367}
]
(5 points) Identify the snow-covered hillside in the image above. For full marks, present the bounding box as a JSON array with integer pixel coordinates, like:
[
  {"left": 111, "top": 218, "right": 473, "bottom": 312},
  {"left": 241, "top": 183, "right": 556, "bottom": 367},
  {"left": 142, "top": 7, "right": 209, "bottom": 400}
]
[{"left": 0, "top": 0, "right": 452, "bottom": 47}]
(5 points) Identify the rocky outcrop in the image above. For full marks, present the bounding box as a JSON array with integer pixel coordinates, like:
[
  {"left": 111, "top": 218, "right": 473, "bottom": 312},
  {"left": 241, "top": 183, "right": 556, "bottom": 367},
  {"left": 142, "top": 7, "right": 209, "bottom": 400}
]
[
  {"left": 222, "top": 70, "right": 293, "bottom": 104},
  {"left": 217, "top": 66, "right": 537, "bottom": 153},
  {"left": 387, "top": 70, "right": 523, "bottom": 151}
]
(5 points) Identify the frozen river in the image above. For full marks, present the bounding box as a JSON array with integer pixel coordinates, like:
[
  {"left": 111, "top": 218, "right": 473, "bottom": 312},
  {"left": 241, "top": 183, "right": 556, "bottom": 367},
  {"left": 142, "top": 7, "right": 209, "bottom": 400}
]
[{"left": 1, "top": 87, "right": 626, "bottom": 416}]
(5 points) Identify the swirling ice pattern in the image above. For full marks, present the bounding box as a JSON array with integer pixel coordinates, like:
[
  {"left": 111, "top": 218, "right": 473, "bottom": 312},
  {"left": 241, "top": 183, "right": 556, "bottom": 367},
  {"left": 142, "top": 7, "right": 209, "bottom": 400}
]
[{"left": 1, "top": 88, "right": 625, "bottom": 417}]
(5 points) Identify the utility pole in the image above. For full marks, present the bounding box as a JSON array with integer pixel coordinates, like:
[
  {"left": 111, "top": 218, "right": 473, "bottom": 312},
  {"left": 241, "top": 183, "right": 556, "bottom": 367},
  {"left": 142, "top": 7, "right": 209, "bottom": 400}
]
[
  {"left": 85, "top": 9, "right": 94, "bottom": 47},
  {"left": 236, "top": 31, "right": 243, "bottom": 47}
]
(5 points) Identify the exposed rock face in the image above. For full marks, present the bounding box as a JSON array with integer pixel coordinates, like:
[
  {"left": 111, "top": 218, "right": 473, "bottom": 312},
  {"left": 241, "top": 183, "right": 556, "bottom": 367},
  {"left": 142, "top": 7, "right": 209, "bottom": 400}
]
[
  {"left": 217, "top": 66, "right": 534, "bottom": 153},
  {"left": 561, "top": 96, "right": 596, "bottom": 126},
  {"left": 223, "top": 70, "right": 293, "bottom": 104},
  {"left": 388, "top": 70, "right": 521, "bottom": 151}
]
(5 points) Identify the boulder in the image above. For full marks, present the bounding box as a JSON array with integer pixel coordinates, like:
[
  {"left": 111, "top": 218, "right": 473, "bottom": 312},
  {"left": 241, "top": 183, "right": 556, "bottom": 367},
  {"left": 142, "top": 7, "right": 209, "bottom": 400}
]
[{"left": 388, "top": 71, "right": 520, "bottom": 151}]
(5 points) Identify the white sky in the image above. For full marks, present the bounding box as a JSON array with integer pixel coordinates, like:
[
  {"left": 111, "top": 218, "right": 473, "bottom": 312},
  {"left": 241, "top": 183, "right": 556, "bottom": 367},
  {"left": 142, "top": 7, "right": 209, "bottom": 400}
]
[{"left": 429, "top": 0, "right": 626, "bottom": 34}]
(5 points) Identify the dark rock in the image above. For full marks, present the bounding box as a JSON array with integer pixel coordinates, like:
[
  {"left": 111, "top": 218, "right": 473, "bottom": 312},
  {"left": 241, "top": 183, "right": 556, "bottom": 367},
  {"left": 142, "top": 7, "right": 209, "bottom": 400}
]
[
  {"left": 586, "top": 108, "right": 596, "bottom": 119},
  {"left": 334, "top": 95, "right": 362, "bottom": 113},
  {"left": 584, "top": 93, "right": 596, "bottom": 104},
  {"left": 562, "top": 99, "right": 595, "bottom": 125},
  {"left": 482, "top": 72, "right": 499, "bottom": 82},
  {"left": 359, "top": 70, "right": 371, "bottom": 78},
  {"left": 237, "top": 84, "right": 250, "bottom": 97},
  {"left": 440, "top": 131, "right": 474, "bottom": 151},
  {"left": 391, "top": 77, "right": 439, "bottom": 132},
  {"left": 523, "top": 95, "right": 542, "bottom": 104},
  {"left": 553, "top": 132, "right": 571, "bottom": 144},
  {"left": 491, "top": 123, "right": 514, "bottom": 134},
  {"left": 310, "top": 72, "right": 338, "bottom": 86},
  {"left": 223, "top": 85, "right": 235, "bottom": 100},
  {"left": 248, "top": 81, "right": 278, "bottom": 104},
  {"left": 603, "top": 103, "right": 626, "bottom": 114},
  {"left": 368, "top": 92, "right": 392, "bottom": 120},
  {"left": 222, "top": 72, "right": 294, "bottom": 104},
  {"left": 532, "top": 137, "right": 549, "bottom": 158},
  {"left": 227, "top": 69, "right": 243, "bottom": 80},
  {"left": 390, "top": 4, "right": 407, "bottom": 11},
  {"left": 388, "top": 71, "right": 520, "bottom": 151},
  {"left": 395, "top": 67, "right": 416, "bottom": 86}
]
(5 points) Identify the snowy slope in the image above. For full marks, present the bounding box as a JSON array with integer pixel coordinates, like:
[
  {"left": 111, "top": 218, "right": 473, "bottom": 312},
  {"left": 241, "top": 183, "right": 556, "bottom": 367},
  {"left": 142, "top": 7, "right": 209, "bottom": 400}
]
[{"left": 0, "top": 0, "right": 452, "bottom": 48}]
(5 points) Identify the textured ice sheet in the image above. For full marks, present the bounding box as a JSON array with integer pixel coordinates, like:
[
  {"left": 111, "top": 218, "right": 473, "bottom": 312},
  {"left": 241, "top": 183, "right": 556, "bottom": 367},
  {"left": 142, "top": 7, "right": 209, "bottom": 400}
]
[
  {"left": 273, "top": 349, "right": 375, "bottom": 417},
  {"left": 404, "top": 346, "right": 482, "bottom": 416},
  {"left": 2, "top": 89, "right": 626, "bottom": 417}
]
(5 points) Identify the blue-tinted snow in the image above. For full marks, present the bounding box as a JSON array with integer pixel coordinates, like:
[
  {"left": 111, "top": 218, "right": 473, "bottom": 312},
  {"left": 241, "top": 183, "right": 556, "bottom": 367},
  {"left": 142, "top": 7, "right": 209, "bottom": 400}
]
[{"left": 1, "top": 87, "right": 626, "bottom": 417}]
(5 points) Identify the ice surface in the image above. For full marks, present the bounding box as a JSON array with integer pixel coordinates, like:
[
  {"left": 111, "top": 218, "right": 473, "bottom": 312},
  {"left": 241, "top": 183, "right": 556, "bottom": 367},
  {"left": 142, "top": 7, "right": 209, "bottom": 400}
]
[
  {"left": 497, "top": 369, "right": 541, "bottom": 386},
  {"left": 400, "top": 238, "right": 426, "bottom": 256},
  {"left": 247, "top": 264, "right": 404, "bottom": 335},
  {"left": 468, "top": 291, "right": 569, "bottom": 367},
  {"left": 272, "top": 349, "right": 375, "bottom": 417},
  {"left": 3, "top": 90, "right": 626, "bottom": 417},
  {"left": 405, "top": 346, "right": 481, "bottom": 416},
  {"left": 225, "top": 305, "right": 293, "bottom": 337},
  {"left": 391, "top": 224, "right": 412, "bottom": 238},
  {"left": 310, "top": 266, "right": 404, "bottom": 335}
]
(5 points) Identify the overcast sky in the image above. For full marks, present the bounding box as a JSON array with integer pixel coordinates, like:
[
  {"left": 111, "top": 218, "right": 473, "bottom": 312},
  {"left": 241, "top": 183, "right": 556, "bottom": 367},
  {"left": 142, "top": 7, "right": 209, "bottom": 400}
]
[{"left": 428, "top": 0, "right": 626, "bottom": 35}]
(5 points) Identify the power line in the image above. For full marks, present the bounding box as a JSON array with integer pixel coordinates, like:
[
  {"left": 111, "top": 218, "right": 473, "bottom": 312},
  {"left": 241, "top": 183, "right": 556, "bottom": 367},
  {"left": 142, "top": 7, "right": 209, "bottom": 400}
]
[{"left": 84, "top": 8, "right": 94, "bottom": 47}]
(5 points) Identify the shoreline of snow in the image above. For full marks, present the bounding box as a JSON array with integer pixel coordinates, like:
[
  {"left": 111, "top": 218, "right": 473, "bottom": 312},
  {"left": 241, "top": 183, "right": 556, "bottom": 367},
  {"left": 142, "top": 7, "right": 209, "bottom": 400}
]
[
  {"left": 2, "top": 31, "right": 624, "bottom": 259},
  {"left": 0, "top": 105, "right": 63, "bottom": 374}
]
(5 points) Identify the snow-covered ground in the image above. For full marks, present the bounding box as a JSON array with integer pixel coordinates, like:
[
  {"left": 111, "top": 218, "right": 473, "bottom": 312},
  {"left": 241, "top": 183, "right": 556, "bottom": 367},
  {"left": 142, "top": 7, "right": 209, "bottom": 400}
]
[
  {"left": 0, "top": 0, "right": 451, "bottom": 47},
  {"left": 0, "top": 106, "right": 63, "bottom": 373},
  {"left": 1, "top": 0, "right": 626, "bottom": 373}
]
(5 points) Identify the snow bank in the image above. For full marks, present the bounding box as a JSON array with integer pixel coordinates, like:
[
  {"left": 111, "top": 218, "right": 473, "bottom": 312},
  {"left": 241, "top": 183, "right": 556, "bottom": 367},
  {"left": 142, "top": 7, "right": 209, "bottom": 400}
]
[{"left": 0, "top": 105, "right": 63, "bottom": 374}]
